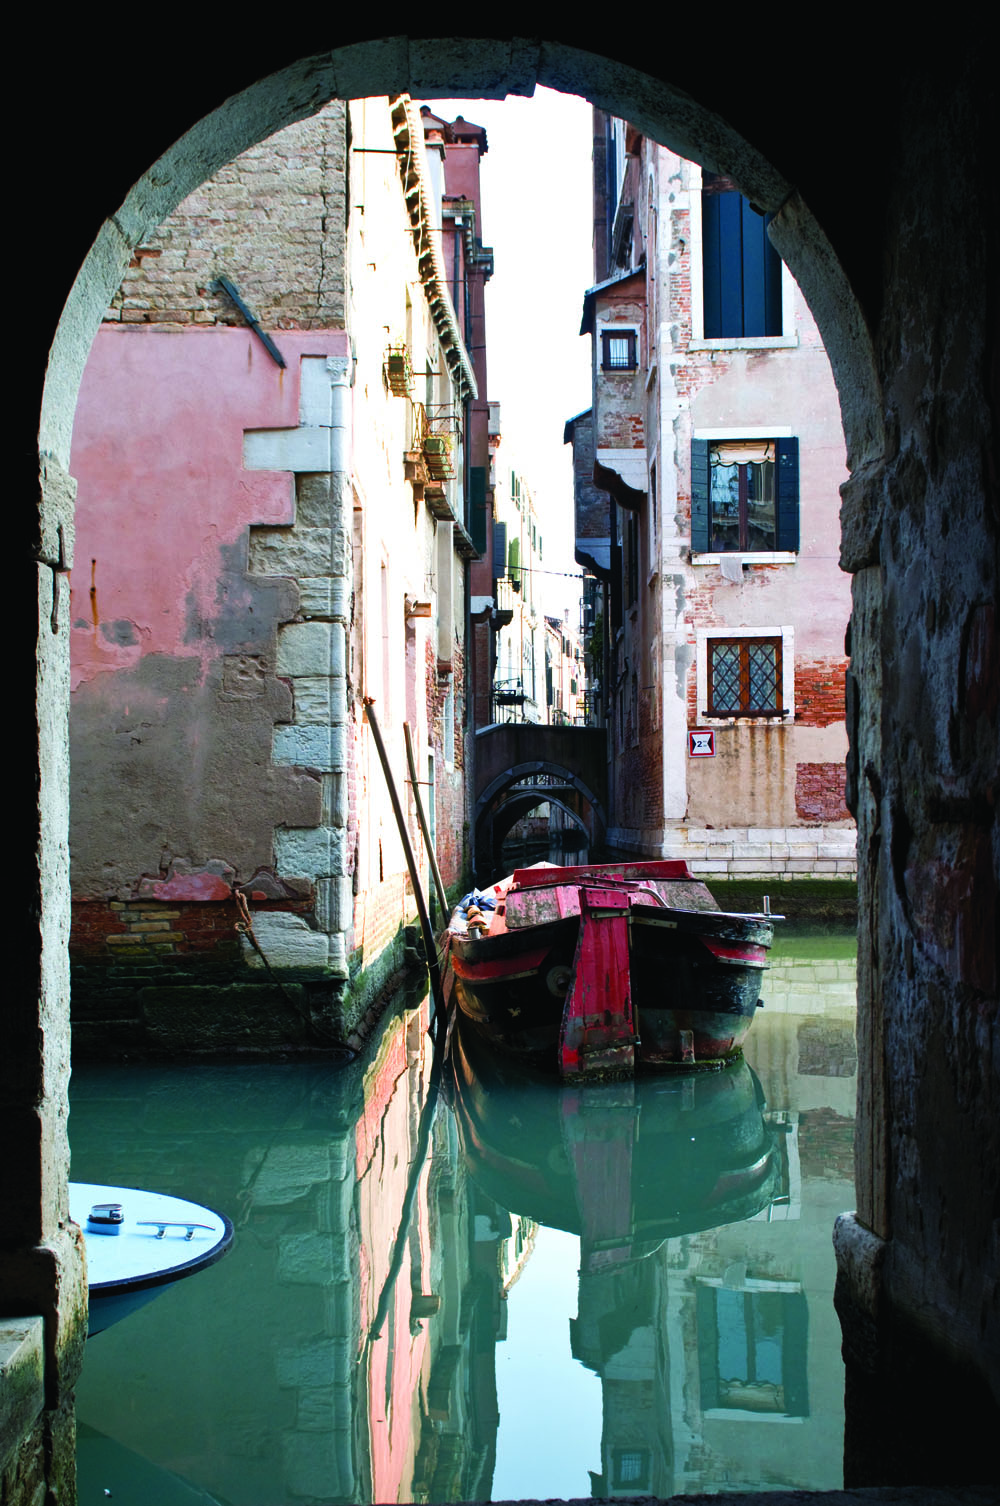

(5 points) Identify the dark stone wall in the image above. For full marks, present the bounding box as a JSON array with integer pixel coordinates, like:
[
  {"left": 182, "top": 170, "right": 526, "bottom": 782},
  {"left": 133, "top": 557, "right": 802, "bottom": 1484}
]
[{"left": 836, "top": 59, "right": 998, "bottom": 1467}]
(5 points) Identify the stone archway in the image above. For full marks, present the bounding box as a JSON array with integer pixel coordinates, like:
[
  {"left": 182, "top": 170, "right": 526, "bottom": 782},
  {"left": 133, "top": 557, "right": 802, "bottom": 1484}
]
[
  {"left": 18, "top": 34, "right": 996, "bottom": 1506},
  {"left": 474, "top": 756, "right": 608, "bottom": 879}
]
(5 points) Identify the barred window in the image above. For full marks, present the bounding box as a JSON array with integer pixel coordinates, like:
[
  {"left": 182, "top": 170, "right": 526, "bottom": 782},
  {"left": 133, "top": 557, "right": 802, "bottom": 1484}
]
[
  {"left": 708, "top": 636, "right": 783, "bottom": 716},
  {"left": 601, "top": 329, "right": 638, "bottom": 370}
]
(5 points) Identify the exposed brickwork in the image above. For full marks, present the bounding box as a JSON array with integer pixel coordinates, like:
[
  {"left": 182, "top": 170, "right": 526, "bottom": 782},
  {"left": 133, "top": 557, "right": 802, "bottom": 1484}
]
[
  {"left": 593, "top": 288, "right": 646, "bottom": 452},
  {"left": 795, "top": 656, "right": 848, "bottom": 727},
  {"left": 797, "top": 1106, "right": 855, "bottom": 1182},
  {"left": 639, "top": 685, "right": 664, "bottom": 824},
  {"left": 426, "top": 637, "right": 468, "bottom": 890},
  {"left": 70, "top": 892, "right": 324, "bottom": 1043},
  {"left": 72, "top": 894, "right": 313, "bottom": 957},
  {"left": 104, "top": 102, "right": 348, "bottom": 331},
  {"left": 353, "top": 874, "right": 410, "bottom": 970},
  {"left": 796, "top": 761, "right": 850, "bottom": 821},
  {"left": 797, "top": 1017, "right": 859, "bottom": 1076}
]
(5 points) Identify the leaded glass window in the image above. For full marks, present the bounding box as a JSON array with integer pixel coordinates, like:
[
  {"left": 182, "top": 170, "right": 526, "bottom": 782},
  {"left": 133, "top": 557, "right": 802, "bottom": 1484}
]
[{"left": 708, "top": 636, "right": 783, "bottom": 716}]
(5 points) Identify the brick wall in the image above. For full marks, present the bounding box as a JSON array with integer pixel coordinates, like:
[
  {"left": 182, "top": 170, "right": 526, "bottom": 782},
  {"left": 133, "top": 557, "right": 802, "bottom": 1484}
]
[
  {"left": 795, "top": 762, "right": 850, "bottom": 821},
  {"left": 427, "top": 638, "right": 468, "bottom": 890},
  {"left": 104, "top": 102, "right": 348, "bottom": 330},
  {"left": 70, "top": 892, "right": 320, "bottom": 1050},
  {"left": 795, "top": 656, "right": 848, "bottom": 727},
  {"left": 353, "top": 874, "right": 410, "bottom": 970}
]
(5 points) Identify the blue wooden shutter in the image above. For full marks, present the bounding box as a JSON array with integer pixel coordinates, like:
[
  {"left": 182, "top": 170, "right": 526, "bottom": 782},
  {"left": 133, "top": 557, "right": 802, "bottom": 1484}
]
[
  {"left": 691, "top": 439, "right": 711, "bottom": 552},
  {"left": 704, "top": 187, "right": 782, "bottom": 338},
  {"left": 762, "top": 214, "right": 783, "bottom": 336},
  {"left": 740, "top": 201, "right": 783, "bottom": 337},
  {"left": 702, "top": 193, "right": 719, "bottom": 334},
  {"left": 703, "top": 191, "right": 743, "bottom": 338},
  {"left": 775, "top": 437, "right": 799, "bottom": 551}
]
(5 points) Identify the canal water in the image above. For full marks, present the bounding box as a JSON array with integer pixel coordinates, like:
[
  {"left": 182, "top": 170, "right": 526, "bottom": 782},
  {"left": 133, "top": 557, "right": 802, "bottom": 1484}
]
[{"left": 71, "top": 925, "right": 857, "bottom": 1505}]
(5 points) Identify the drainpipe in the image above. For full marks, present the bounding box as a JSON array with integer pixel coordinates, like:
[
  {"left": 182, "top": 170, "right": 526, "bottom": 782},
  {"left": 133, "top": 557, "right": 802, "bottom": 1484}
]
[{"left": 327, "top": 352, "right": 353, "bottom": 979}]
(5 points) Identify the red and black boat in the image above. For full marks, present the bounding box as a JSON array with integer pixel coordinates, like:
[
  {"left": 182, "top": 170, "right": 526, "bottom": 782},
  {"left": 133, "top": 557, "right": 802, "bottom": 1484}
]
[{"left": 444, "top": 860, "right": 779, "bottom": 1079}]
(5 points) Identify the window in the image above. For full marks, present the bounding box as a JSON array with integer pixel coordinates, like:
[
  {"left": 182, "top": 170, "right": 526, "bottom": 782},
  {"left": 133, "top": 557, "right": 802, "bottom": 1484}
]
[
  {"left": 697, "top": 1280, "right": 809, "bottom": 1419},
  {"left": 601, "top": 328, "right": 637, "bottom": 371},
  {"left": 702, "top": 173, "right": 782, "bottom": 338},
  {"left": 691, "top": 437, "right": 798, "bottom": 554},
  {"left": 613, "top": 1449, "right": 651, "bottom": 1490},
  {"left": 708, "top": 636, "right": 784, "bottom": 717},
  {"left": 710, "top": 440, "right": 776, "bottom": 552}
]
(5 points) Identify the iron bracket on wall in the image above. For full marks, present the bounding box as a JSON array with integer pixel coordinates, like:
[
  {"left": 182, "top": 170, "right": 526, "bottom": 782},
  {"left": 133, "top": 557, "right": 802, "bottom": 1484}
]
[{"left": 214, "top": 276, "right": 286, "bottom": 368}]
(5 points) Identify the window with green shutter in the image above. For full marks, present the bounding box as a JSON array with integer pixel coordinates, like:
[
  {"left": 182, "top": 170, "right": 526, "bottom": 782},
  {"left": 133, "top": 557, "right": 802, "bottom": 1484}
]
[{"left": 691, "top": 437, "right": 798, "bottom": 554}]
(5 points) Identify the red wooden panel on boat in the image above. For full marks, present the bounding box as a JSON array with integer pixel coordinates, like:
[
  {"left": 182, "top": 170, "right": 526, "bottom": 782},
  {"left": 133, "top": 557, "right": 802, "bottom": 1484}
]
[
  {"left": 504, "top": 884, "right": 583, "bottom": 928},
  {"left": 559, "top": 890, "right": 635, "bottom": 1079},
  {"left": 511, "top": 859, "right": 695, "bottom": 889}
]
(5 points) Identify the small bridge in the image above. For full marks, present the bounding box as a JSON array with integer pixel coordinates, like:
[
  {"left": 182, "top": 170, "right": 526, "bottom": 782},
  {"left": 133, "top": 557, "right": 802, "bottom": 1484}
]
[{"left": 473, "top": 724, "right": 608, "bottom": 881}]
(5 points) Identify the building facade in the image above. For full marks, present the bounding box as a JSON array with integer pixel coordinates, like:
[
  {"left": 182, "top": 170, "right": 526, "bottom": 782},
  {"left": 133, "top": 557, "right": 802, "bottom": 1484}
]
[
  {"left": 492, "top": 452, "right": 547, "bottom": 724},
  {"left": 569, "top": 113, "right": 855, "bottom": 880},
  {"left": 68, "top": 95, "right": 491, "bottom": 1046}
]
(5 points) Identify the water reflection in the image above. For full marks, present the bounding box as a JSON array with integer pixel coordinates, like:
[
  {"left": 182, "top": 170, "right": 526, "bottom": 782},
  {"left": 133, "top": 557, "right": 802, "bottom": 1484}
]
[{"left": 72, "top": 927, "right": 856, "bottom": 1502}]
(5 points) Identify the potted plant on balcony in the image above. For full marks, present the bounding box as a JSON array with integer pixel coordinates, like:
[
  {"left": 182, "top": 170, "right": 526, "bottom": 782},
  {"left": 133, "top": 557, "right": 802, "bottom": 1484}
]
[
  {"left": 385, "top": 345, "right": 412, "bottom": 396},
  {"left": 423, "top": 432, "right": 455, "bottom": 480}
]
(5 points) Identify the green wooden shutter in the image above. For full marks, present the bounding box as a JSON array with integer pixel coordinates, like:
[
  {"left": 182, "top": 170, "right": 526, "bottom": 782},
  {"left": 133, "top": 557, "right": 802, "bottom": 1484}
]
[
  {"left": 775, "top": 437, "right": 799, "bottom": 552},
  {"left": 492, "top": 521, "right": 507, "bottom": 583},
  {"left": 469, "top": 466, "right": 487, "bottom": 554},
  {"left": 691, "top": 439, "right": 711, "bottom": 552}
]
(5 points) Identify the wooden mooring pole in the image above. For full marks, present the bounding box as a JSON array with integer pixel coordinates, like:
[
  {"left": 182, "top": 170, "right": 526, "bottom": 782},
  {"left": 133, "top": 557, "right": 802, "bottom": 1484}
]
[{"left": 363, "top": 697, "right": 445, "bottom": 1020}]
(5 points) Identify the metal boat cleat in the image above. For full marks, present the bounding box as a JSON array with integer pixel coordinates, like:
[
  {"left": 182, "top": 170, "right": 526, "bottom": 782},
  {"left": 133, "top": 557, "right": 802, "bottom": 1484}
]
[
  {"left": 137, "top": 1219, "right": 215, "bottom": 1241},
  {"left": 86, "top": 1203, "right": 124, "bottom": 1235}
]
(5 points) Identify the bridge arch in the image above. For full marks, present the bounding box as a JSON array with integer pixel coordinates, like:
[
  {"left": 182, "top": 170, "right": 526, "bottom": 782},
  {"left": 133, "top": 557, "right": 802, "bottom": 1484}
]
[{"left": 473, "top": 757, "right": 607, "bottom": 881}]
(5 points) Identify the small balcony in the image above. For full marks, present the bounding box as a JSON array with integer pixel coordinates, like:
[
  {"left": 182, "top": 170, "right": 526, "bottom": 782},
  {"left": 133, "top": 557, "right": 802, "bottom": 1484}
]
[
  {"left": 384, "top": 343, "right": 412, "bottom": 396},
  {"left": 423, "top": 433, "right": 456, "bottom": 481}
]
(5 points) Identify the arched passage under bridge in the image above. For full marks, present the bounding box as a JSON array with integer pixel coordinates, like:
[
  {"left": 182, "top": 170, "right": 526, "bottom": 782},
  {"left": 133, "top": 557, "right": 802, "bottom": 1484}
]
[{"left": 473, "top": 724, "right": 607, "bottom": 882}]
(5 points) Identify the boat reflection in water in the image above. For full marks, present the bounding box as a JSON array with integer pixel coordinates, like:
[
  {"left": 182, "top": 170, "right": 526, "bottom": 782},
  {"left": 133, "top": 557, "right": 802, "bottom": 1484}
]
[
  {"left": 73, "top": 944, "right": 854, "bottom": 1502},
  {"left": 450, "top": 1017, "right": 804, "bottom": 1499},
  {"left": 450, "top": 1015, "right": 780, "bottom": 1253}
]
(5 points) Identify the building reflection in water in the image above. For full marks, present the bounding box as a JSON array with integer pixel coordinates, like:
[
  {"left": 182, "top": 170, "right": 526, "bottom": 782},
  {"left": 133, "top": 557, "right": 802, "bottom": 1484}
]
[{"left": 72, "top": 931, "right": 856, "bottom": 1502}]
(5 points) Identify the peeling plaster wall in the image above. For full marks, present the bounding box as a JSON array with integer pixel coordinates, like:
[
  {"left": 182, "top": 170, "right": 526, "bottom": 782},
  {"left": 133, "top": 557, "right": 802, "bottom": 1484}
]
[
  {"left": 593, "top": 131, "right": 855, "bottom": 875},
  {"left": 69, "top": 329, "right": 335, "bottom": 896},
  {"left": 67, "top": 95, "right": 479, "bottom": 1046}
]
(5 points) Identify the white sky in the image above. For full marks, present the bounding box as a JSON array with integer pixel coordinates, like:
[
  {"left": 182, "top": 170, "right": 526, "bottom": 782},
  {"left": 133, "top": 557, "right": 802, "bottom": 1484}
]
[{"left": 422, "top": 88, "right": 595, "bottom": 625}]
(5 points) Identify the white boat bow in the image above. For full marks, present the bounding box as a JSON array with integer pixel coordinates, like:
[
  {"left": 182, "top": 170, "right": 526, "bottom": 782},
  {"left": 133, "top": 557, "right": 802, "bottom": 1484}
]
[{"left": 71, "top": 1182, "right": 234, "bottom": 1336}]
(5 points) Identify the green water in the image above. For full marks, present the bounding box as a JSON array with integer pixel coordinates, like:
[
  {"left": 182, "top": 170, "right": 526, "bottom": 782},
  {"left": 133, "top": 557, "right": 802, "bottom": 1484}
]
[{"left": 72, "top": 926, "right": 857, "bottom": 1504}]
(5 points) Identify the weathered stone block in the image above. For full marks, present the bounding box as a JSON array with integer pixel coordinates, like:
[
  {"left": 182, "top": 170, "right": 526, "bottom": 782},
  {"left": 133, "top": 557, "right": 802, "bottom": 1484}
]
[
  {"left": 242, "top": 912, "right": 328, "bottom": 969},
  {"left": 273, "top": 725, "right": 335, "bottom": 770},
  {"left": 0, "top": 1320, "right": 44, "bottom": 1476},
  {"left": 274, "top": 825, "right": 343, "bottom": 880},
  {"left": 277, "top": 621, "right": 332, "bottom": 677},
  {"left": 294, "top": 677, "right": 333, "bottom": 723},
  {"left": 277, "top": 1232, "right": 337, "bottom": 1285},
  {"left": 250, "top": 1144, "right": 333, "bottom": 1207},
  {"left": 244, "top": 426, "right": 332, "bottom": 473},
  {"left": 140, "top": 982, "right": 312, "bottom": 1049},
  {"left": 249, "top": 528, "right": 333, "bottom": 578},
  {"left": 276, "top": 1337, "right": 353, "bottom": 1390}
]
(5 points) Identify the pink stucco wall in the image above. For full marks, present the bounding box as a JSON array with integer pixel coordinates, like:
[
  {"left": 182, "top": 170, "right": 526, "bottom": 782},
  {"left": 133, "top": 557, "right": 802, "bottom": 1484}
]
[
  {"left": 68, "top": 325, "right": 348, "bottom": 897},
  {"left": 70, "top": 326, "right": 348, "bottom": 688}
]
